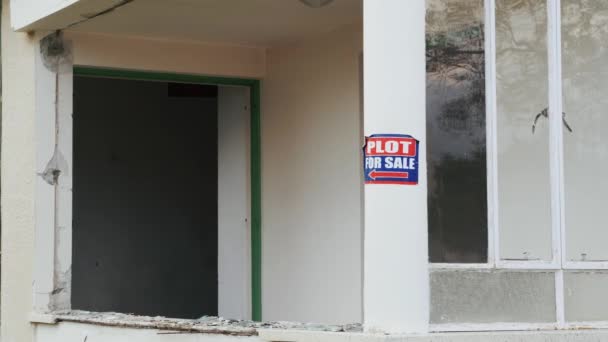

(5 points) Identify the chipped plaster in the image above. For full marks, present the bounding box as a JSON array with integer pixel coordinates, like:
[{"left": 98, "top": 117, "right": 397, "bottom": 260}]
[
  {"left": 32, "top": 28, "right": 74, "bottom": 314},
  {"left": 49, "top": 310, "right": 363, "bottom": 336}
]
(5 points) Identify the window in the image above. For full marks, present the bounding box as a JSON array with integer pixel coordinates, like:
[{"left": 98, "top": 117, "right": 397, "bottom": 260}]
[
  {"left": 426, "top": 0, "right": 487, "bottom": 263},
  {"left": 427, "top": 0, "right": 608, "bottom": 328},
  {"left": 562, "top": 0, "right": 608, "bottom": 264}
]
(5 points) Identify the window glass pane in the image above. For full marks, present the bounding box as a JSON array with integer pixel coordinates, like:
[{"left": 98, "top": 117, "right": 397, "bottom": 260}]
[
  {"left": 431, "top": 270, "right": 556, "bottom": 324},
  {"left": 564, "top": 271, "right": 608, "bottom": 322},
  {"left": 496, "top": 0, "right": 552, "bottom": 261},
  {"left": 562, "top": 0, "right": 608, "bottom": 262},
  {"left": 426, "top": 0, "right": 488, "bottom": 263}
]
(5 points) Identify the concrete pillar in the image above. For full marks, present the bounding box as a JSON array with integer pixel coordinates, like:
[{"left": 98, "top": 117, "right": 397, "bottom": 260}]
[{"left": 363, "top": 0, "right": 429, "bottom": 334}]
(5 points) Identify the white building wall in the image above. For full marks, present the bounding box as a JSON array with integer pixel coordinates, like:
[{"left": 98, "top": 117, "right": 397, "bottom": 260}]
[
  {"left": 261, "top": 24, "right": 363, "bottom": 324},
  {"left": 1, "top": 0, "right": 43, "bottom": 341},
  {"left": 36, "top": 26, "right": 364, "bottom": 325},
  {"left": 1, "top": 24, "right": 268, "bottom": 342},
  {"left": 3, "top": 8, "right": 365, "bottom": 340},
  {"left": 66, "top": 31, "right": 266, "bottom": 79}
]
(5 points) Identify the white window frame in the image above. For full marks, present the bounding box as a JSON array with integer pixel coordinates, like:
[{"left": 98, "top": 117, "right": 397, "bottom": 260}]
[{"left": 430, "top": 0, "right": 608, "bottom": 332}]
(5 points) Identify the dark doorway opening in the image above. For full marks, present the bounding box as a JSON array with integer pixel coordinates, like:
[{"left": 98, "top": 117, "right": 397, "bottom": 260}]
[{"left": 72, "top": 76, "right": 219, "bottom": 318}]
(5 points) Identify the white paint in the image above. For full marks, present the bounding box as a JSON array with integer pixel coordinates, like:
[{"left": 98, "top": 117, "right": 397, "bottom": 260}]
[
  {"left": 11, "top": 0, "right": 121, "bottom": 31},
  {"left": 495, "top": 260, "right": 560, "bottom": 270},
  {"left": 564, "top": 261, "right": 608, "bottom": 270},
  {"left": 218, "top": 86, "right": 252, "bottom": 320},
  {"left": 431, "top": 261, "right": 566, "bottom": 271},
  {"left": 262, "top": 24, "right": 363, "bottom": 324},
  {"left": 2, "top": 0, "right": 42, "bottom": 339},
  {"left": 484, "top": 0, "right": 499, "bottom": 267},
  {"left": 363, "top": 0, "right": 428, "bottom": 334},
  {"left": 547, "top": 0, "right": 565, "bottom": 268},
  {"left": 65, "top": 31, "right": 266, "bottom": 79},
  {"left": 556, "top": 269, "right": 566, "bottom": 325},
  {"left": 547, "top": 0, "right": 567, "bottom": 328}
]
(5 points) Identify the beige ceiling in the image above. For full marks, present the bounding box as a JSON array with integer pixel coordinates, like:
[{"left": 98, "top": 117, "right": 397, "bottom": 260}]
[{"left": 68, "top": 0, "right": 362, "bottom": 47}]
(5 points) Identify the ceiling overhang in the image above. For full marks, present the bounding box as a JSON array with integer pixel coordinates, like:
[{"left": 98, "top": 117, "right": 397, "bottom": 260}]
[{"left": 14, "top": 0, "right": 362, "bottom": 48}]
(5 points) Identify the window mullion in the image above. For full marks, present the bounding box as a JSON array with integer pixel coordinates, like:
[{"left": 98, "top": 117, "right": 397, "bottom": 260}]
[
  {"left": 484, "top": 0, "right": 499, "bottom": 267},
  {"left": 547, "top": 0, "right": 566, "bottom": 326}
]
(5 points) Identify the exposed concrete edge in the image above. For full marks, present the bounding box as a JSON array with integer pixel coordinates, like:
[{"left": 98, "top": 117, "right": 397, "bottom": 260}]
[
  {"left": 29, "top": 313, "right": 608, "bottom": 341},
  {"left": 28, "top": 312, "right": 58, "bottom": 325},
  {"left": 39, "top": 310, "right": 362, "bottom": 337},
  {"left": 48, "top": 311, "right": 258, "bottom": 336},
  {"left": 257, "top": 328, "right": 608, "bottom": 342}
]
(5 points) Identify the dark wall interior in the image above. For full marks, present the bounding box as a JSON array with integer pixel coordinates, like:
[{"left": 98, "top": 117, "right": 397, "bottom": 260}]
[{"left": 72, "top": 76, "right": 218, "bottom": 318}]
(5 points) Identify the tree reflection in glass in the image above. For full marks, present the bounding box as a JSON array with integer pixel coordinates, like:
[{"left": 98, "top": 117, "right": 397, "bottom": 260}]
[{"left": 426, "top": 0, "right": 487, "bottom": 263}]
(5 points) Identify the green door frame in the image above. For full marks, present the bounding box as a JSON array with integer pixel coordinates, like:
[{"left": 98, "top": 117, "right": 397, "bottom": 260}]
[{"left": 73, "top": 66, "right": 263, "bottom": 321}]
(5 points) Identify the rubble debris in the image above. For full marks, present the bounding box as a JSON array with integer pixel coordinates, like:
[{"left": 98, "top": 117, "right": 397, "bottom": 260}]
[{"left": 52, "top": 310, "right": 363, "bottom": 336}]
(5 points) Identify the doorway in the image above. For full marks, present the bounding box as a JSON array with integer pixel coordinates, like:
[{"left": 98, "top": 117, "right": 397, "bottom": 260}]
[{"left": 70, "top": 68, "right": 261, "bottom": 320}]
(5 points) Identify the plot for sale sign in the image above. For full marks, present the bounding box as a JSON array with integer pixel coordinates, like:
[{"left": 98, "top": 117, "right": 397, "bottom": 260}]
[{"left": 363, "top": 134, "right": 419, "bottom": 185}]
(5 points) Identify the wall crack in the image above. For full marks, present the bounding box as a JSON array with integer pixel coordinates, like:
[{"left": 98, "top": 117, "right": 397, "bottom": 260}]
[{"left": 66, "top": 0, "right": 135, "bottom": 29}]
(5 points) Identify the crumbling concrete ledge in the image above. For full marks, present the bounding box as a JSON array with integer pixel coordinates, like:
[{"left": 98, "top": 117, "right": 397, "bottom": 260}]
[
  {"left": 29, "top": 312, "right": 608, "bottom": 342},
  {"left": 46, "top": 310, "right": 363, "bottom": 337}
]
